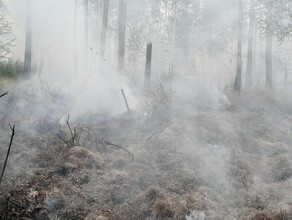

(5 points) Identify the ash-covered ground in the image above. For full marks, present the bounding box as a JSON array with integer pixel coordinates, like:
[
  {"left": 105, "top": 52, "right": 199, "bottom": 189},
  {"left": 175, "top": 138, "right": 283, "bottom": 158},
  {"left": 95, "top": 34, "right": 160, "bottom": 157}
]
[{"left": 0, "top": 84, "right": 292, "bottom": 220}]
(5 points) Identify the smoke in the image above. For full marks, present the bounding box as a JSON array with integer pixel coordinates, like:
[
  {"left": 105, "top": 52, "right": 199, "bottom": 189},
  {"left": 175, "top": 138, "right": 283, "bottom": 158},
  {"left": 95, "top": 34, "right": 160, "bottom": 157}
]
[{"left": 0, "top": 0, "right": 292, "bottom": 219}]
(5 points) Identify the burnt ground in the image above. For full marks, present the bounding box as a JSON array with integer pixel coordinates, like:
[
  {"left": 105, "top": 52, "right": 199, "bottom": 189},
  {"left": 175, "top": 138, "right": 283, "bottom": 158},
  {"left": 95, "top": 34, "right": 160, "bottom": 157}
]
[{"left": 0, "top": 90, "right": 292, "bottom": 220}]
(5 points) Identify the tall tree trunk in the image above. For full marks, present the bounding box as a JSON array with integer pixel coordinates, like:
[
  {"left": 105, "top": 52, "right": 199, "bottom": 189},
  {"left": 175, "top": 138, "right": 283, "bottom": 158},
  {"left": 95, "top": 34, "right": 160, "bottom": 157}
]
[
  {"left": 265, "top": 5, "right": 273, "bottom": 89},
  {"left": 234, "top": 0, "right": 243, "bottom": 91},
  {"left": 117, "top": 0, "right": 127, "bottom": 73},
  {"left": 100, "top": 0, "right": 109, "bottom": 68},
  {"left": 84, "top": 0, "right": 89, "bottom": 73},
  {"left": 74, "top": 0, "right": 78, "bottom": 77},
  {"left": 144, "top": 43, "right": 152, "bottom": 89},
  {"left": 245, "top": 0, "right": 255, "bottom": 89},
  {"left": 23, "top": 0, "right": 32, "bottom": 76},
  {"left": 284, "top": 40, "right": 288, "bottom": 88}
]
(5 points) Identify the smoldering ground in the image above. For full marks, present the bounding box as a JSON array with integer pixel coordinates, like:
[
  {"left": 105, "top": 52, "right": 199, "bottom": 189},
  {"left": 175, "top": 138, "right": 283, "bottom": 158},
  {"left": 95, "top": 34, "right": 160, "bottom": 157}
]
[
  {"left": 1, "top": 76, "right": 292, "bottom": 219},
  {"left": 0, "top": 0, "right": 292, "bottom": 219}
]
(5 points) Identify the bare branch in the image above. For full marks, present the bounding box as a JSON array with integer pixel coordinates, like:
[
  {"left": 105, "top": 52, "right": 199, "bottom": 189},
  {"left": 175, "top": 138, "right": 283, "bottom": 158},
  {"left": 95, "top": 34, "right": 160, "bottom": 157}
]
[
  {"left": 0, "top": 124, "right": 15, "bottom": 185},
  {"left": 56, "top": 114, "right": 78, "bottom": 147},
  {"left": 105, "top": 141, "right": 134, "bottom": 162},
  {"left": 66, "top": 114, "right": 77, "bottom": 146},
  {"left": 80, "top": 127, "right": 134, "bottom": 161},
  {"left": 56, "top": 133, "right": 71, "bottom": 147},
  {"left": 0, "top": 92, "right": 8, "bottom": 99}
]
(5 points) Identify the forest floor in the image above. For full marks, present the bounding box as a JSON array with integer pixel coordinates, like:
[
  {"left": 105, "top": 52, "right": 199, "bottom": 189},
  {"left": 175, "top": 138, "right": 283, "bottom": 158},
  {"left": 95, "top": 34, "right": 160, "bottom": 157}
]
[{"left": 0, "top": 88, "right": 292, "bottom": 220}]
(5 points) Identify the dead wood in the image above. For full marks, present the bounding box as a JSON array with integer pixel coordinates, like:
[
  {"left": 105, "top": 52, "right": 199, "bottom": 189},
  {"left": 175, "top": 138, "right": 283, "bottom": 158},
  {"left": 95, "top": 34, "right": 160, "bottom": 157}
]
[
  {"left": 0, "top": 191, "right": 25, "bottom": 209},
  {"left": 0, "top": 124, "right": 15, "bottom": 186},
  {"left": 80, "top": 127, "right": 134, "bottom": 161},
  {"left": 0, "top": 92, "right": 8, "bottom": 99},
  {"left": 56, "top": 114, "right": 78, "bottom": 147},
  {"left": 121, "top": 89, "right": 131, "bottom": 113},
  {"left": 104, "top": 141, "right": 134, "bottom": 162}
]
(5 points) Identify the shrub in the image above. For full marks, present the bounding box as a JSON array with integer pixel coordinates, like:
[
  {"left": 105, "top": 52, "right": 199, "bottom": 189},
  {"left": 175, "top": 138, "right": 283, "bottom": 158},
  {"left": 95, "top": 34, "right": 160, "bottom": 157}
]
[{"left": 0, "top": 60, "right": 23, "bottom": 79}]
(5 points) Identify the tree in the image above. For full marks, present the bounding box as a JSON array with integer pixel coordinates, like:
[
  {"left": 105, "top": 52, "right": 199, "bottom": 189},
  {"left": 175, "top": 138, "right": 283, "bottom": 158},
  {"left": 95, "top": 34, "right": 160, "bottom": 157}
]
[
  {"left": 257, "top": 0, "right": 292, "bottom": 89},
  {"left": 234, "top": 0, "right": 243, "bottom": 91},
  {"left": 99, "top": 0, "right": 109, "bottom": 70},
  {"left": 23, "top": 0, "right": 32, "bottom": 76},
  {"left": 74, "top": 0, "right": 78, "bottom": 77},
  {"left": 245, "top": 0, "right": 255, "bottom": 88},
  {"left": 117, "top": 0, "right": 127, "bottom": 73},
  {"left": 265, "top": 3, "right": 272, "bottom": 89},
  {"left": 0, "top": 1, "right": 14, "bottom": 60},
  {"left": 84, "top": 0, "right": 89, "bottom": 72}
]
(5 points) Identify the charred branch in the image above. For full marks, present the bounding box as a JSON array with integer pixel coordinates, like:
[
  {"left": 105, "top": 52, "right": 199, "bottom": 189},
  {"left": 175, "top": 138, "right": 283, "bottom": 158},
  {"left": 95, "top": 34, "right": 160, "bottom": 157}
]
[
  {"left": 0, "top": 124, "right": 16, "bottom": 186},
  {"left": 0, "top": 92, "right": 8, "bottom": 99}
]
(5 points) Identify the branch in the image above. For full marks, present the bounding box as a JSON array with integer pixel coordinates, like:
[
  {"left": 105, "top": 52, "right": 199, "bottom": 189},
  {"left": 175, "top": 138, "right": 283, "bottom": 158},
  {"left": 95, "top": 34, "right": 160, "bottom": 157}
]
[
  {"left": 66, "top": 114, "right": 77, "bottom": 146},
  {"left": 0, "top": 92, "right": 8, "bottom": 99},
  {"left": 56, "top": 114, "right": 78, "bottom": 147},
  {"left": 56, "top": 133, "right": 71, "bottom": 147},
  {"left": 105, "top": 141, "right": 134, "bottom": 162},
  {"left": 80, "top": 127, "right": 134, "bottom": 161},
  {"left": 0, "top": 124, "right": 15, "bottom": 186}
]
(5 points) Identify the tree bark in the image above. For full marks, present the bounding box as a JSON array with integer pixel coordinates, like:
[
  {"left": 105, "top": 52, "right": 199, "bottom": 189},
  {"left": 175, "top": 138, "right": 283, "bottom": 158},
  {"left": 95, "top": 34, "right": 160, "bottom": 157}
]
[
  {"left": 245, "top": 0, "right": 255, "bottom": 89},
  {"left": 265, "top": 5, "right": 273, "bottom": 89},
  {"left": 100, "top": 0, "right": 109, "bottom": 62},
  {"left": 74, "top": 0, "right": 78, "bottom": 77},
  {"left": 84, "top": 0, "right": 89, "bottom": 73},
  {"left": 144, "top": 43, "right": 152, "bottom": 89},
  {"left": 23, "top": 0, "right": 32, "bottom": 76},
  {"left": 117, "top": 0, "right": 127, "bottom": 74},
  {"left": 284, "top": 40, "right": 288, "bottom": 88},
  {"left": 234, "top": 0, "right": 243, "bottom": 91}
]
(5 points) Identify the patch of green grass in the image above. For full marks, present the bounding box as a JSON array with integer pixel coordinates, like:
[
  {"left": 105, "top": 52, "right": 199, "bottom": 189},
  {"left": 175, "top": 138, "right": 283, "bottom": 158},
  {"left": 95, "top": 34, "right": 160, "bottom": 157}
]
[{"left": 0, "top": 60, "right": 23, "bottom": 79}]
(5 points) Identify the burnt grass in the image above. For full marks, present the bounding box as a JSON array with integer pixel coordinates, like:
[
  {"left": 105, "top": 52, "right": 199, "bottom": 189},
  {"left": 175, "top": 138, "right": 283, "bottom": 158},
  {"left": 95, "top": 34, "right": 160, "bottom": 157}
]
[{"left": 0, "top": 90, "right": 292, "bottom": 219}]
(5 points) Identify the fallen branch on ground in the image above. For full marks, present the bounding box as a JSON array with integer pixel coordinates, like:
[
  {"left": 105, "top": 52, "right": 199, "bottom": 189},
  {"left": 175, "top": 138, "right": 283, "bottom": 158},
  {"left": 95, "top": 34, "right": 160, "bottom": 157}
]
[
  {"left": 104, "top": 141, "right": 134, "bottom": 162},
  {"left": 0, "top": 124, "right": 16, "bottom": 186}
]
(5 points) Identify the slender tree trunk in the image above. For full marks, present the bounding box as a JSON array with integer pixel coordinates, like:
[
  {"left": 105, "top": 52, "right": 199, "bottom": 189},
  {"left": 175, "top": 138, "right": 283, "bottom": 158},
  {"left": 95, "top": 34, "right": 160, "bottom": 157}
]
[
  {"left": 84, "top": 0, "right": 89, "bottom": 73},
  {"left": 74, "top": 0, "right": 78, "bottom": 77},
  {"left": 245, "top": 0, "right": 255, "bottom": 89},
  {"left": 144, "top": 43, "right": 152, "bottom": 89},
  {"left": 284, "top": 40, "right": 288, "bottom": 88},
  {"left": 252, "top": 15, "right": 257, "bottom": 82},
  {"left": 23, "top": 0, "right": 32, "bottom": 76},
  {"left": 100, "top": 0, "right": 109, "bottom": 68},
  {"left": 234, "top": 0, "right": 243, "bottom": 91},
  {"left": 265, "top": 5, "right": 273, "bottom": 89},
  {"left": 117, "top": 0, "right": 127, "bottom": 74}
]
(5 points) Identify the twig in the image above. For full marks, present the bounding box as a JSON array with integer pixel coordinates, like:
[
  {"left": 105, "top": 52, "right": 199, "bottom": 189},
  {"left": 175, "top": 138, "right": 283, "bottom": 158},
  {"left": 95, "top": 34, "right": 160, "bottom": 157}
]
[
  {"left": 83, "top": 127, "right": 105, "bottom": 147},
  {"left": 57, "top": 110, "right": 69, "bottom": 122},
  {"left": 0, "top": 191, "right": 25, "bottom": 209},
  {"left": 56, "top": 114, "right": 78, "bottom": 147},
  {"left": 0, "top": 92, "right": 8, "bottom": 99},
  {"left": 121, "top": 89, "right": 131, "bottom": 113},
  {"left": 66, "top": 114, "right": 76, "bottom": 146},
  {"left": 72, "top": 178, "right": 82, "bottom": 189},
  {"left": 0, "top": 124, "right": 15, "bottom": 185},
  {"left": 143, "top": 134, "right": 155, "bottom": 147},
  {"left": 56, "top": 133, "right": 71, "bottom": 147},
  {"left": 104, "top": 141, "right": 134, "bottom": 162},
  {"left": 80, "top": 127, "right": 134, "bottom": 161}
]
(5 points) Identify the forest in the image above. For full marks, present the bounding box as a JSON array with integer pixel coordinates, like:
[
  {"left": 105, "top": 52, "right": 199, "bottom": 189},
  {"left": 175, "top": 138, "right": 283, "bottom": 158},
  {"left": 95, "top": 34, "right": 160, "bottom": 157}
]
[{"left": 0, "top": 0, "right": 292, "bottom": 219}]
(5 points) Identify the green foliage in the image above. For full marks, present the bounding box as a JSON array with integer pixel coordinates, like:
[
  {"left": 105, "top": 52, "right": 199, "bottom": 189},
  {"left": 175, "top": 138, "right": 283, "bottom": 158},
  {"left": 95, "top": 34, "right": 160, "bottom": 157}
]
[
  {"left": 0, "top": 60, "right": 23, "bottom": 78},
  {"left": 0, "top": 1, "right": 15, "bottom": 59}
]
